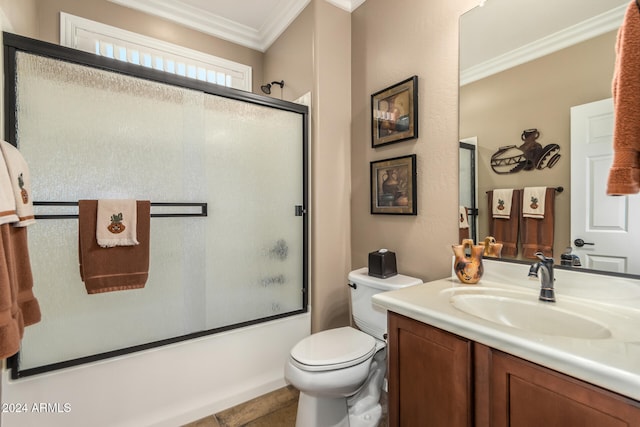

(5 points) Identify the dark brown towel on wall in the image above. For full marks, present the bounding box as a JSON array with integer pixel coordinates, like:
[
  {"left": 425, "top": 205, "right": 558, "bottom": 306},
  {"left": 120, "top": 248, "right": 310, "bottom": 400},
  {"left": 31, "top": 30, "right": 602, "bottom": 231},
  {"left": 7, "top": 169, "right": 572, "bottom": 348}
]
[
  {"left": 487, "top": 190, "right": 522, "bottom": 257},
  {"left": 521, "top": 187, "right": 555, "bottom": 259},
  {"left": 78, "top": 200, "right": 150, "bottom": 294}
]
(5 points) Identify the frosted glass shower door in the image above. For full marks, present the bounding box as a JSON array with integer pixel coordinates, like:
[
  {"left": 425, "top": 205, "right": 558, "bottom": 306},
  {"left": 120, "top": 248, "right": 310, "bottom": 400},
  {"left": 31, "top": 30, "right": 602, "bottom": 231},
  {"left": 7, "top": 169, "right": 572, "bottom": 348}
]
[
  {"left": 204, "top": 97, "right": 305, "bottom": 328},
  {"left": 5, "top": 32, "right": 308, "bottom": 376},
  {"left": 12, "top": 52, "right": 210, "bottom": 370}
]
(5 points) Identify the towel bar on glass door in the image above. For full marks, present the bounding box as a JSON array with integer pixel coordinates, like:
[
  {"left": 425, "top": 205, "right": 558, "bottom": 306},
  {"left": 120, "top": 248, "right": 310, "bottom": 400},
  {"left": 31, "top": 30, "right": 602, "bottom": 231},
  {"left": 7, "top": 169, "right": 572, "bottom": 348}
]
[{"left": 33, "top": 201, "right": 208, "bottom": 219}]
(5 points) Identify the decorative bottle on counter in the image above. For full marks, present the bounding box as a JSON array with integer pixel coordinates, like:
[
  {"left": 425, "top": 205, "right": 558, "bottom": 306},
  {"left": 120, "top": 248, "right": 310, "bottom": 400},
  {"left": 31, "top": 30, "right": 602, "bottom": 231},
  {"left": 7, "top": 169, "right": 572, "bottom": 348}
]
[
  {"left": 452, "top": 239, "right": 484, "bottom": 284},
  {"left": 481, "top": 236, "right": 503, "bottom": 258}
]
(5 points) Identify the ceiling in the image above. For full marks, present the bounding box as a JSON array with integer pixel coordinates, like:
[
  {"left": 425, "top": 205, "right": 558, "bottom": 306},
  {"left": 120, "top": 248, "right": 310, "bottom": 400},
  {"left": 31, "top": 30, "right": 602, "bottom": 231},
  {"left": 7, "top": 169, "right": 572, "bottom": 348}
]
[
  {"left": 106, "top": 0, "right": 629, "bottom": 72},
  {"left": 108, "top": 0, "right": 367, "bottom": 52}
]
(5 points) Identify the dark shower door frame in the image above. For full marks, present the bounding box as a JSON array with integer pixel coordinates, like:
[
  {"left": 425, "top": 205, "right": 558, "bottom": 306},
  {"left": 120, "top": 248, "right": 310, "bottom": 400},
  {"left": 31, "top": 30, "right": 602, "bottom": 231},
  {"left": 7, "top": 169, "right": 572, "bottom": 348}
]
[{"left": 3, "top": 32, "right": 309, "bottom": 379}]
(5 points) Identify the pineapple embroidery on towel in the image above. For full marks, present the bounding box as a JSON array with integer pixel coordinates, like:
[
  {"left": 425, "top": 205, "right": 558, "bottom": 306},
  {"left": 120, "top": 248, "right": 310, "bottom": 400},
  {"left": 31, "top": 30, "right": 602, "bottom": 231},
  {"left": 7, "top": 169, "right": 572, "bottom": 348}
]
[
  {"left": 530, "top": 196, "right": 539, "bottom": 210},
  {"left": 497, "top": 199, "right": 505, "bottom": 210},
  {"left": 107, "top": 212, "right": 126, "bottom": 234},
  {"left": 17, "top": 173, "right": 28, "bottom": 204}
]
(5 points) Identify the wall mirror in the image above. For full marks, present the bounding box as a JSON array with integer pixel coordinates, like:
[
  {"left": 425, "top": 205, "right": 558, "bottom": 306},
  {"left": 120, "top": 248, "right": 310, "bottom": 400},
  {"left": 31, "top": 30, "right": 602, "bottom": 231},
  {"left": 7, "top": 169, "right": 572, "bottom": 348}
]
[{"left": 459, "top": 0, "right": 640, "bottom": 276}]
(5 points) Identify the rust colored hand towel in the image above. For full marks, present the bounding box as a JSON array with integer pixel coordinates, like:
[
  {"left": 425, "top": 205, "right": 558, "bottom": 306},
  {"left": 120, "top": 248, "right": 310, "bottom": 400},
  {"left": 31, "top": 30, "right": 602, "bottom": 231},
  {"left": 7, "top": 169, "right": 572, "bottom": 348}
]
[
  {"left": 79, "top": 200, "right": 150, "bottom": 294},
  {"left": 521, "top": 187, "right": 555, "bottom": 259},
  {"left": 607, "top": 1, "right": 640, "bottom": 195},
  {"left": 487, "top": 190, "right": 522, "bottom": 257},
  {"left": 9, "top": 226, "right": 40, "bottom": 327},
  {"left": 0, "top": 224, "right": 22, "bottom": 358}
]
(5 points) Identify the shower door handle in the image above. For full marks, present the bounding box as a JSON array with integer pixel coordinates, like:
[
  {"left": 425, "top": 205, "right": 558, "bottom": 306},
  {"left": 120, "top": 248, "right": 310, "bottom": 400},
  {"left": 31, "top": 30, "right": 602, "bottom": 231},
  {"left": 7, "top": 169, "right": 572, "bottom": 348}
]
[{"left": 295, "top": 205, "right": 306, "bottom": 216}]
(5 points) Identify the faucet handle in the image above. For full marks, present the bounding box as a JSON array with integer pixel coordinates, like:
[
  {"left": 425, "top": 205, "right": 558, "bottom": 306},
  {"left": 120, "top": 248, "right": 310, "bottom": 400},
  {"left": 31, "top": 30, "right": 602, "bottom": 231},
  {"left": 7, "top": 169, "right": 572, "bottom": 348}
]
[{"left": 534, "top": 251, "right": 553, "bottom": 263}]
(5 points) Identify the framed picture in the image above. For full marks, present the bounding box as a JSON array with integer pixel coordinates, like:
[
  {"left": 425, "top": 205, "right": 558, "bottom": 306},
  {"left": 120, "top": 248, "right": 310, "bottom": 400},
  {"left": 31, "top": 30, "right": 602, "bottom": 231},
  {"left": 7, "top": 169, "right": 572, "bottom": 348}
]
[
  {"left": 370, "top": 154, "right": 417, "bottom": 215},
  {"left": 371, "top": 75, "right": 418, "bottom": 148}
]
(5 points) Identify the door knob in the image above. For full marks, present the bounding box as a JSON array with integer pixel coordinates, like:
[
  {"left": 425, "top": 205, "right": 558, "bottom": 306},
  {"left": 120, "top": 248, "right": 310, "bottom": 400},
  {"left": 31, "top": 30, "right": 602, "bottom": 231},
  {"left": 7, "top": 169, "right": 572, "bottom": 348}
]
[{"left": 574, "top": 238, "right": 594, "bottom": 247}]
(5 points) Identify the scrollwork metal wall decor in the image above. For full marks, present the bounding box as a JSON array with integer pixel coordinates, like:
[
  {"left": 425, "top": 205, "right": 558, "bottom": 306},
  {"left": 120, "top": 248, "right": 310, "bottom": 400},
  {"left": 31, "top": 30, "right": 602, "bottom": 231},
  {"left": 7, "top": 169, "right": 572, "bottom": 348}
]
[{"left": 490, "top": 129, "right": 561, "bottom": 174}]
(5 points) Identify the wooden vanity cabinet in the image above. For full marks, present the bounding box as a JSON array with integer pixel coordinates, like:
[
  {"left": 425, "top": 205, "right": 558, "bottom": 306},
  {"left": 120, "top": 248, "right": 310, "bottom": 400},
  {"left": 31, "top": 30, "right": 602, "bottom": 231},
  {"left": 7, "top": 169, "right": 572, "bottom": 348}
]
[
  {"left": 387, "top": 312, "right": 473, "bottom": 427},
  {"left": 485, "top": 347, "right": 640, "bottom": 427},
  {"left": 387, "top": 312, "right": 640, "bottom": 427}
]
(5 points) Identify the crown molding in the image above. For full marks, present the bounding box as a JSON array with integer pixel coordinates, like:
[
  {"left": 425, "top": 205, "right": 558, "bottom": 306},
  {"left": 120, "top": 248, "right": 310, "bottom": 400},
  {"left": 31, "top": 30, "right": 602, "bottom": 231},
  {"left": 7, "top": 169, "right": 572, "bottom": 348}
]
[
  {"left": 108, "top": 0, "right": 311, "bottom": 52},
  {"left": 460, "top": 4, "right": 626, "bottom": 86},
  {"left": 325, "top": 0, "right": 367, "bottom": 12},
  {"left": 260, "top": 0, "right": 312, "bottom": 50}
]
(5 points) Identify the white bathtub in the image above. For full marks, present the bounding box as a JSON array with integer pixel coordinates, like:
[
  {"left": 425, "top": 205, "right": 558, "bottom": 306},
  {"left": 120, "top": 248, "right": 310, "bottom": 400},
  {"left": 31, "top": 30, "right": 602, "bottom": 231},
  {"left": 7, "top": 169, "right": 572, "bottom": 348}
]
[{"left": 1, "top": 312, "right": 310, "bottom": 427}]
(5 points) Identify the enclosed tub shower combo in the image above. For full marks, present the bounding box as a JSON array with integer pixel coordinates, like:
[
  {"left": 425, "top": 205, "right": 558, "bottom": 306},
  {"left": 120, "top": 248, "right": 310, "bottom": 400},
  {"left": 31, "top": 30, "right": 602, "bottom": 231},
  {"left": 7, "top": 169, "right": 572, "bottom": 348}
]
[{"left": 0, "top": 32, "right": 309, "bottom": 426}]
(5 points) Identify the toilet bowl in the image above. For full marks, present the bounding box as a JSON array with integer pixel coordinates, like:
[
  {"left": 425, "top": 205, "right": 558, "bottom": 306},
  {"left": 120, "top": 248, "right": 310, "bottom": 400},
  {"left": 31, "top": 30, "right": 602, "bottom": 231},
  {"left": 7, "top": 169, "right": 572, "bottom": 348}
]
[{"left": 285, "top": 268, "right": 422, "bottom": 427}]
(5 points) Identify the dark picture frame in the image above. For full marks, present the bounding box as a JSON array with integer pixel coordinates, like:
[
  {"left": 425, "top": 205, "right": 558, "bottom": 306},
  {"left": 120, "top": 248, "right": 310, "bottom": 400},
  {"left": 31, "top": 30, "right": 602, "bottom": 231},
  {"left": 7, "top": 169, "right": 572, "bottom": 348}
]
[
  {"left": 370, "top": 154, "right": 417, "bottom": 215},
  {"left": 371, "top": 75, "right": 418, "bottom": 148}
]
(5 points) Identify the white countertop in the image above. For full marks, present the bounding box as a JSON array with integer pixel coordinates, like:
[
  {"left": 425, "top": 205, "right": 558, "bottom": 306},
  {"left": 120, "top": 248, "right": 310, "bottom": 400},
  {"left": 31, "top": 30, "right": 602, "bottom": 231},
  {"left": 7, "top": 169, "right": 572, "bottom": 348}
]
[{"left": 372, "top": 259, "right": 640, "bottom": 401}]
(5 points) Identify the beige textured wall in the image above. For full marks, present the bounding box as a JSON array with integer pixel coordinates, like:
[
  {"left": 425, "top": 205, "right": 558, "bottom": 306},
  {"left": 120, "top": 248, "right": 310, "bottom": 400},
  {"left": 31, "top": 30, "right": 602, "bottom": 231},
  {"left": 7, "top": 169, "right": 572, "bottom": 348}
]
[
  {"left": 460, "top": 31, "right": 616, "bottom": 259},
  {"left": 264, "top": 1, "right": 352, "bottom": 332},
  {"left": 310, "top": 0, "right": 352, "bottom": 332},
  {"left": 265, "top": 0, "right": 353, "bottom": 332},
  {"left": 0, "top": 0, "right": 37, "bottom": 36},
  {"left": 351, "top": 0, "right": 478, "bottom": 282},
  {"left": 263, "top": 4, "right": 313, "bottom": 102},
  {"left": 33, "top": 0, "right": 264, "bottom": 92}
]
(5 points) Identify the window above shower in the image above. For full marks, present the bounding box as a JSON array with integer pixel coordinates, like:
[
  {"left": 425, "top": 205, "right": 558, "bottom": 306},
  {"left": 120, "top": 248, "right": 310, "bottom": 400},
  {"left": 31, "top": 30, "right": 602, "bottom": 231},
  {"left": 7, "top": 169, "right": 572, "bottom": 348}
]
[{"left": 60, "top": 13, "right": 252, "bottom": 91}]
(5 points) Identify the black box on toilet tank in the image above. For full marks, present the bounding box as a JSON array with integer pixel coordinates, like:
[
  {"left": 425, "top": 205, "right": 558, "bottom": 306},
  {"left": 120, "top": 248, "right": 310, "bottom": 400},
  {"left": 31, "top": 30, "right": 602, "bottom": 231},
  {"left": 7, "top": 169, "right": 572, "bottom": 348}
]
[{"left": 368, "top": 249, "right": 397, "bottom": 279}]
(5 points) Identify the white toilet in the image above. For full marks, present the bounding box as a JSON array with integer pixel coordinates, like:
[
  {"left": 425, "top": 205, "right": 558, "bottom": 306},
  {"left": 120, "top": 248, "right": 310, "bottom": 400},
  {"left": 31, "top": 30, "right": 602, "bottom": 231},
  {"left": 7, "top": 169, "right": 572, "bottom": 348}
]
[{"left": 285, "top": 267, "right": 422, "bottom": 427}]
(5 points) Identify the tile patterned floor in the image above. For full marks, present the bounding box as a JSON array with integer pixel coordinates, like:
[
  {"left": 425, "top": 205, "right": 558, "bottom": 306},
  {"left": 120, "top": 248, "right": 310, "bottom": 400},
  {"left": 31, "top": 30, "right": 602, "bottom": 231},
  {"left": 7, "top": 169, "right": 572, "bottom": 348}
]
[{"left": 183, "top": 385, "right": 388, "bottom": 427}]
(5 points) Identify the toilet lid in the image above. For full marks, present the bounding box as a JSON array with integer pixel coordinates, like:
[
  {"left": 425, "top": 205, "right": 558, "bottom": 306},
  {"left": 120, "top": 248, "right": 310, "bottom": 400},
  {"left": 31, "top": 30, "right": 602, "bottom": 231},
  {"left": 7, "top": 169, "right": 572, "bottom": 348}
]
[{"left": 290, "top": 327, "right": 376, "bottom": 372}]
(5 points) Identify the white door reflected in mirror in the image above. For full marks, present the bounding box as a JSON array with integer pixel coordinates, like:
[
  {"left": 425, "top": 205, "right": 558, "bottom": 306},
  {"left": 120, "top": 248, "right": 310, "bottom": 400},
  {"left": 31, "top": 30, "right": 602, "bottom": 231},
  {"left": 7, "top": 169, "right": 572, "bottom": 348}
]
[{"left": 570, "top": 98, "right": 640, "bottom": 274}]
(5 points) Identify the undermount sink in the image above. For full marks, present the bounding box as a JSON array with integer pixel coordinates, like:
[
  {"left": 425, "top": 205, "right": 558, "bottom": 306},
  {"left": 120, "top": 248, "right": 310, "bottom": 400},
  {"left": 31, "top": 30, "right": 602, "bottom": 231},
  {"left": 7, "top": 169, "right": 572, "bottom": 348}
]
[{"left": 449, "top": 293, "right": 613, "bottom": 339}]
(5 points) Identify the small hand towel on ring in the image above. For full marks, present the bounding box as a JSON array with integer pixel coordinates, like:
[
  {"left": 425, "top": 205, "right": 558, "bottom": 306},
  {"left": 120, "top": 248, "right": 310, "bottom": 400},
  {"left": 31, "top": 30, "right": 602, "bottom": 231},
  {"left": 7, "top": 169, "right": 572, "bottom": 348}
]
[{"left": 96, "top": 199, "right": 139, "bottom": 248}]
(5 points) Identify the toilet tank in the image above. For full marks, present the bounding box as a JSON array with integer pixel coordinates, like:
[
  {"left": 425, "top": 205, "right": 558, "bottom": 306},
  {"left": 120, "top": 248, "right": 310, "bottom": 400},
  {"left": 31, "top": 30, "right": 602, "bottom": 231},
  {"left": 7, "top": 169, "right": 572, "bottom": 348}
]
[{"left": 348, "top": 267, "right": 422, "bottom": 340}]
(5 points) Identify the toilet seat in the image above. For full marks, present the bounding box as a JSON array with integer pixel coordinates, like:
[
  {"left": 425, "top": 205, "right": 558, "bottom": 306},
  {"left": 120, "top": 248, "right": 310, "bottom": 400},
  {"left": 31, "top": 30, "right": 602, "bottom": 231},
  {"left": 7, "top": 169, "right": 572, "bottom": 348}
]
[{"left": 290, "top": 327, "right": 376, "bottom": 372}]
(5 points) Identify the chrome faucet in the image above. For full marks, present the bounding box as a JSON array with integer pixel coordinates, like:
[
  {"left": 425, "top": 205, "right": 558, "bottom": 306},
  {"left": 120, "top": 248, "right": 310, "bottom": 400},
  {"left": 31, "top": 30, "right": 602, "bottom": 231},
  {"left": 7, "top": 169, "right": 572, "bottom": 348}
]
[
  {"left": 560, "top": 246, "right": 582, "bottom": 267},
  {"left": 528, "top": 252, "right": 556, "bottom": 302}
]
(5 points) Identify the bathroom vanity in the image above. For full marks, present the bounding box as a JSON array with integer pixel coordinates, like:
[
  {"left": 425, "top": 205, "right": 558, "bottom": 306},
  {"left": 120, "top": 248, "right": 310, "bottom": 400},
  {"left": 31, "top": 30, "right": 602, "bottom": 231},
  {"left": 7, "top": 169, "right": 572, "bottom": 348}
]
[{"left": 373, "top": 260, "right": 640, "bottom": 426}]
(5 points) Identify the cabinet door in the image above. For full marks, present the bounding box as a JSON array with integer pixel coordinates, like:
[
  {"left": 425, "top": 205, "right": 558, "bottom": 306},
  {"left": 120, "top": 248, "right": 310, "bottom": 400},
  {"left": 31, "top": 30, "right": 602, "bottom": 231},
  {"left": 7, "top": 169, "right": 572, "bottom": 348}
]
[
  {"left": 388, "top": 312, "right": 473, "bottom": 427},
  {"left": 490, "top": 350, "right": 640, "bottom": 427}
]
